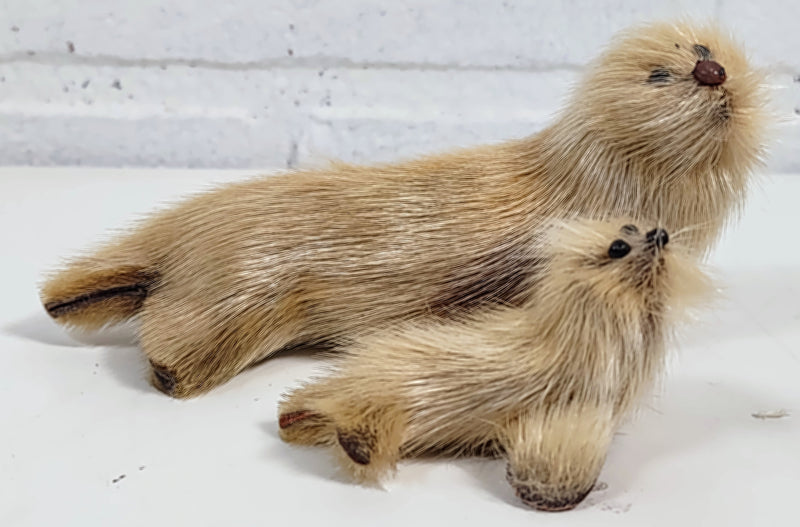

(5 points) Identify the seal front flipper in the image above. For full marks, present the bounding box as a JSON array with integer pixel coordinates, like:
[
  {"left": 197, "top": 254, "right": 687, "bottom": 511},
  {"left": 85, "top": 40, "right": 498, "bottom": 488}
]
[{"left": 41, "top": 239, "right": 157, "bottom": 330}]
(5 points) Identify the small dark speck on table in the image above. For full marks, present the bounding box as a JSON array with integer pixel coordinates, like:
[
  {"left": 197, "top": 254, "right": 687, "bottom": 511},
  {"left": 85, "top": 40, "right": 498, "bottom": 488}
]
[
  {"left": 794, "top": 74, "right": 800, "bottom": 83},
  {"left": 253, "top": 397, "right": 260, "bottom": 402},
  {"left": 66, "top": 41, "right": 75, "bottom": 53},
  {"left": 11, "top": 26, "right": 19, "bottom": 32},
  {"left": 139, "top": 465, "right": 146, "bottom": 471},
  {"left": 111, "top": 79, "right": 122, "bottom": 90},
  {"left": 112, "top": 474, "right": 126, "bottom": 484}
]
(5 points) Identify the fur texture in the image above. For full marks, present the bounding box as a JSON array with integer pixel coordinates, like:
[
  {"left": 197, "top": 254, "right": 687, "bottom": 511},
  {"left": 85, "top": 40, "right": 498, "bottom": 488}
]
[
  {"left": 40, "top": 21, "right": 764, "bottom": 397},
  {"left": 278, "top": 218, "right": 711, "bottom": 511}
]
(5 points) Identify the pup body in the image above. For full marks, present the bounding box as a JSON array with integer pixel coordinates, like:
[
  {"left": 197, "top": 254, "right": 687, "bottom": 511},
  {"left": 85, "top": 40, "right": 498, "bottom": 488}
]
[
  {"left": 278, "top": 219, "right": 710, "bottom": 511},
  {"left": 41, "top": 22, "right": 763, "bottom": 396}
]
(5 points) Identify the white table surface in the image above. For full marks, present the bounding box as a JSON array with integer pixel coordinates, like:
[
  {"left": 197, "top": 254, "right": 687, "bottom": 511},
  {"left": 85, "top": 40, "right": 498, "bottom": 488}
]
[{"left": 1, "top": 167, "right": 797, "bottom": 527}]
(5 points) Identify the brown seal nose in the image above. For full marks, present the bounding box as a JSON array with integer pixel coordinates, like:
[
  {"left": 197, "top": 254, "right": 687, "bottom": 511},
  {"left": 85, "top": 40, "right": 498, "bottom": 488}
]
[{"left": 693, "top": 60, "right": 726, "bottom": 86}]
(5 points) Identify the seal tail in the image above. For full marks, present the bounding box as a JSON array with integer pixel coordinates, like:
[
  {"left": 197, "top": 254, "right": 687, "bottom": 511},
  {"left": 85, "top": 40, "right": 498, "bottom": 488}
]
[{"left": 41, "top": 242, "right": 158, "bottom": 330}]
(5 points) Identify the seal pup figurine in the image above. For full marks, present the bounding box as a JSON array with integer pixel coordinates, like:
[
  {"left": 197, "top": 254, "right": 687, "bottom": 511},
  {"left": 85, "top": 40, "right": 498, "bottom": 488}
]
[
  {"left": 40, "top": 22, "right": 763, "bottom": 397},
  {"left": 278, "top": 218, "right": 711, "bottom": 511}
]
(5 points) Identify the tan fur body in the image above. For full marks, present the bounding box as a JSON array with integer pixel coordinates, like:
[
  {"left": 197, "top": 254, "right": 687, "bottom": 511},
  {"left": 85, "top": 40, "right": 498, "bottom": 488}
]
[
  {"left": 40, "top": 22, "right": 764, "bottom": 397},
  {"left": 278, "top": 219, "right": 710, "bottom": 510}
]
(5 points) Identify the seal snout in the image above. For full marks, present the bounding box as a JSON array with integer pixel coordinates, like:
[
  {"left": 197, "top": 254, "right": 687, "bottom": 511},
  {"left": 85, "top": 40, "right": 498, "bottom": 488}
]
[
  {"left": 693, "top": 60, "right": 726, "bottom": 86},
  {"left": 646, "top": 228, "right": 669, "bottom": 249}
]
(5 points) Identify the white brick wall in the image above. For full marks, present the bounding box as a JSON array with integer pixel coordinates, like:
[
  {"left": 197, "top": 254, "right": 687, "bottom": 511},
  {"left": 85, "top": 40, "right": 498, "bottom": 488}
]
[{"left": 0, "top": 0, "right": 797, "bottom": 170}]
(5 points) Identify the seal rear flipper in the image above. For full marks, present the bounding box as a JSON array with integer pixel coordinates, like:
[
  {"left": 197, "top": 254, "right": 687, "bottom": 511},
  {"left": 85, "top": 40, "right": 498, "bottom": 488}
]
[{"left": 41, "top": 261, "right": 158, "bottom": 330}]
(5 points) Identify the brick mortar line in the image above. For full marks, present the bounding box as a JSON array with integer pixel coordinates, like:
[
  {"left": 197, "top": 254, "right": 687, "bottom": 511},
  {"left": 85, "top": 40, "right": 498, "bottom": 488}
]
[
  {"left": 0, "top": 51, "right": 584, "bottom": 73},
  {"left": 2, "top": 51, "right": 796, "bottom": 77}
]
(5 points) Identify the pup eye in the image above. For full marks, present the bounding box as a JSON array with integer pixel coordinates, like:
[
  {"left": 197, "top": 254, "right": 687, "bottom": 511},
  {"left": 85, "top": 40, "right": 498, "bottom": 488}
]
[
  {"left": 620, "top": 224, "right": 639, "bottom": 235},
  {"left": 608, "top": 240, "right": 631, "bottom": 259},
  {"left": 647, "top": 68, "right": 672, "bottom": 84}
]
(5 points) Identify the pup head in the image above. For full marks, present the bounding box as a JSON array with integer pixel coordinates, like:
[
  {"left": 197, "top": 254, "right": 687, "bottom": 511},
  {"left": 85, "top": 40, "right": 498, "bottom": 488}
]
[{"left": 539, "top": 218, "right": 712, "bottom": 329}]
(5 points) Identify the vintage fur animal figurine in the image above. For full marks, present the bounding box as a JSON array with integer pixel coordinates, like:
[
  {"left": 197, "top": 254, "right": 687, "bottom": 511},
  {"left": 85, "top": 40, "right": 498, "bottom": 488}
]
[
  {"left": 40, "top": 22, "right": 764, "bottom": 397},
  {"left": 278, "top": 218, "right": 711, "bottom": 511}
]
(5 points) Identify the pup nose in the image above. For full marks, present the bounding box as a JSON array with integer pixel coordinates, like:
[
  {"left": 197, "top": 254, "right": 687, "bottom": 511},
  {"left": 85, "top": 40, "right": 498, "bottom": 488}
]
[
  {"left": 646, "top": 228, "right": 669, "bottom": 248},
  {"left": 693, "top": 60, "right": 726, "bottom": 86}
]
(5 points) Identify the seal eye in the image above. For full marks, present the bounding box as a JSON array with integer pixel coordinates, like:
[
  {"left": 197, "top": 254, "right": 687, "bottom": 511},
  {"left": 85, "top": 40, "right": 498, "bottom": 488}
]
[
  {"left": 648, "top": 68, "right": 671, "bottom": 84},
  {"left": 693, "top": 44, "right": 712, "bottom": 61},
  {"left": 608, "top": 239, "right": 631, "bottom": 259}
]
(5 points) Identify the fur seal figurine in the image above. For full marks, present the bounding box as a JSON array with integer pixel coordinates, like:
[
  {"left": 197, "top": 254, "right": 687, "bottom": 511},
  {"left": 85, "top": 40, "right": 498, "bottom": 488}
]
[
  {"left": 40, "top": 22, "right": 763, "bottom": 397},
  {"left": 278, "top": 218, "right": 711, "bottom": 511}
]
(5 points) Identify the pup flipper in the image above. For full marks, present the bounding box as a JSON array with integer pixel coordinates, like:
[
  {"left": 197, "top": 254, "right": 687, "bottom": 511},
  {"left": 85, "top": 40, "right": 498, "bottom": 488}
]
[
  {"left": 501, "top": 406, "right": 615, "bottom": 512},
  {"left": 279, "top": 379, "right": 407, "bottom": 483}
]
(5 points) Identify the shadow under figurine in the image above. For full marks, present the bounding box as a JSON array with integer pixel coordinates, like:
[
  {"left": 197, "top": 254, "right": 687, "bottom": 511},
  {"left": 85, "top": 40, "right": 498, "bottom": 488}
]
[
  {"left": 40, "top": 21, "right": 764, "bottom": 397},
  {"left": 279, "top": 218, "right": 711, "bottom": 511}
]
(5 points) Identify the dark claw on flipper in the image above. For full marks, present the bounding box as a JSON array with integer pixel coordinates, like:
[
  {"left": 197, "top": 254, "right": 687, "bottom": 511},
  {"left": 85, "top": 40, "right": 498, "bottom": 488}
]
[
  {"left": 514, "top": 484, "right": 593, "bottom": 512},
  {"left": 279, "top": 410, "right": 317, "bottom": 429},
  {"left": 150, "top": 361, "right": 177, "bottom": 395},
  {"left": 507, "top": 466, "right": 594, "bottom": 512},
  {"left": 337, "top": 430, "right": 372, "bottom": 465}
]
